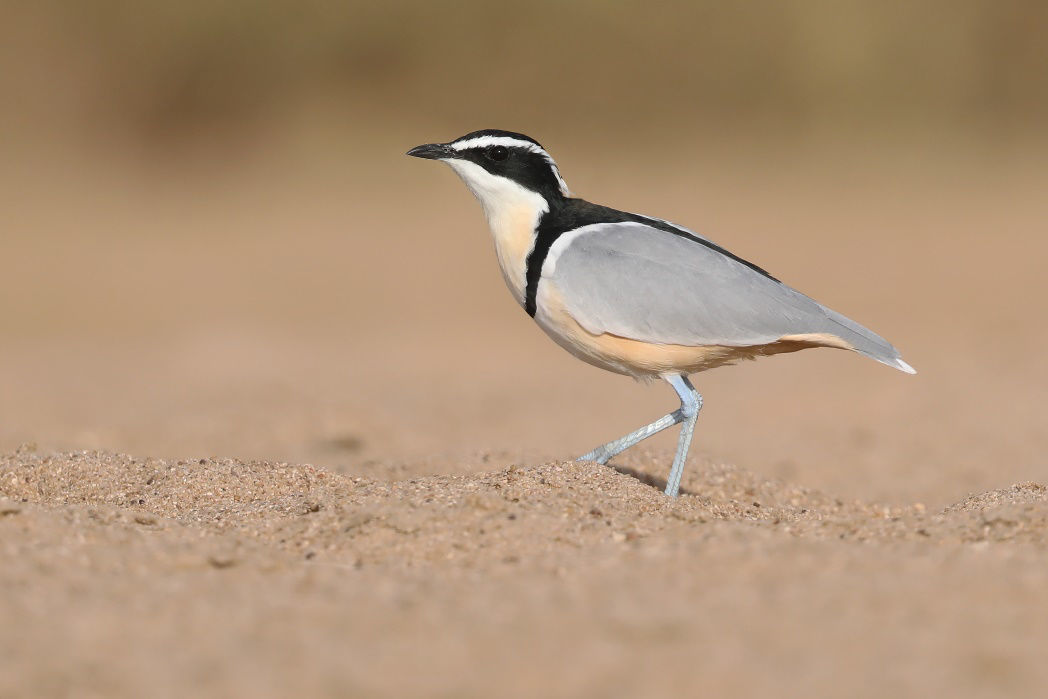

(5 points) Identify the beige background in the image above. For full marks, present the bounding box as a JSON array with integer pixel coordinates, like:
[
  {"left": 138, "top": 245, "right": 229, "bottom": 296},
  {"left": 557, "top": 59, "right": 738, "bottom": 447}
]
[{"left": 2, "top": 2, "right": 1047, "bottom": 697}]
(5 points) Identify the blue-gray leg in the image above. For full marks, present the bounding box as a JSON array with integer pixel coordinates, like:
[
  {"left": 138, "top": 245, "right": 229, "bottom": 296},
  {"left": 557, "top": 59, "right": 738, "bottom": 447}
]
[
  {"left": 578, "top": 374, "right": 702, "bottom": 497},
  {"left": 577, "top": 412, "right": 681, "bottom": 465},
  {"left": 664, "top": 375, "right": 702, "bottom": 497}
]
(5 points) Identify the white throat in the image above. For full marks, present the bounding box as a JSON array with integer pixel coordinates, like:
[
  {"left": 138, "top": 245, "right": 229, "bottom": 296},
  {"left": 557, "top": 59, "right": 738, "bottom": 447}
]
[{"left": 445, "top": 159, "right": 549, "bottom": 305}]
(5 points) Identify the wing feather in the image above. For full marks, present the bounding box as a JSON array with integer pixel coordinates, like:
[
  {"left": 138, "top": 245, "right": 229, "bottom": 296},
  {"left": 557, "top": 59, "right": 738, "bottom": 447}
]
[{"left": 545, "top": 221, "right": 904, "bottom": 369}]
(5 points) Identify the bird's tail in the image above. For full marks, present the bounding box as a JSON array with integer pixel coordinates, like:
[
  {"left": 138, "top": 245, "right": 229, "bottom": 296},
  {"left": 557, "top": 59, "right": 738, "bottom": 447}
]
[{"left": 819, "top": 306, "right": 916, "bottom": 374}]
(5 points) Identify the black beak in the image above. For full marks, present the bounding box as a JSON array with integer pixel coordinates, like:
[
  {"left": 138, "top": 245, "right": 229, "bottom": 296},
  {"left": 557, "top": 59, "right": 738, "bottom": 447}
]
[{"left": 406, "top": 143, "right": 452, "bottom": 160}]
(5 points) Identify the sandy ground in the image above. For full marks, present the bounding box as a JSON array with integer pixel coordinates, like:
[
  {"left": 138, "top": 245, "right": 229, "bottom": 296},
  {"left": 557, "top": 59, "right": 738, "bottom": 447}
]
[{"left": 2, "top": 133, "right": 1047, "bottom": 697}]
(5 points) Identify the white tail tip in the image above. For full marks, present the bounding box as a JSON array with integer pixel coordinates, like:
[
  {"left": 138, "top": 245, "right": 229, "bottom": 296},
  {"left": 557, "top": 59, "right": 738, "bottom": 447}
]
[{"left": 894, "top": 358, "right": 917, "bottom": 375}]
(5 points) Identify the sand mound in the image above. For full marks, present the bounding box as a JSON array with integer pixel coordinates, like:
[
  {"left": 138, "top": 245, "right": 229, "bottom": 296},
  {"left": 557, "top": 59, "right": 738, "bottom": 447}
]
[
  {"left": 4, "top": 447, "right": 1048, "bottom": 698},
  {"left": 5, "top": 447, "right": 1046, "bottom": 560}
]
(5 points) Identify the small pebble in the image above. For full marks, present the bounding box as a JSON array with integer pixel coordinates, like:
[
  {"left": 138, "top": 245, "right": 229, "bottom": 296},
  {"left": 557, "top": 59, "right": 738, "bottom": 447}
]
[{"left": 207, "top": 553, "right": 237, "bottom": 569}]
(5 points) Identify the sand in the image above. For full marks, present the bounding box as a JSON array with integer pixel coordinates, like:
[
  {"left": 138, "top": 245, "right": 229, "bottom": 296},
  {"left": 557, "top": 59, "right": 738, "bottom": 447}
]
[
  {"left": 3, "top": 136, "right": 1048, "bottom": 697},
  {"left": 3, "top": 448, "right": 1048, "bottom": 698}
]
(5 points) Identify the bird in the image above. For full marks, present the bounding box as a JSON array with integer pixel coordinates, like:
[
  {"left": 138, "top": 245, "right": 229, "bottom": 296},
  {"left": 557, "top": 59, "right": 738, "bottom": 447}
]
[{"left": 407, "top": 129, "right": 914, "bottom": 497}]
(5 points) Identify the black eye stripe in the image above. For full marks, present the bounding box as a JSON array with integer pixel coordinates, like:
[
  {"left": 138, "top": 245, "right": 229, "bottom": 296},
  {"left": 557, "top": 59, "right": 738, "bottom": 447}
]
[
  {"left": 454, "top": 141, "right": 566, "bottom": 199},
  {"left": 486, "top": 145, "right": 509, "bottom": 161}
]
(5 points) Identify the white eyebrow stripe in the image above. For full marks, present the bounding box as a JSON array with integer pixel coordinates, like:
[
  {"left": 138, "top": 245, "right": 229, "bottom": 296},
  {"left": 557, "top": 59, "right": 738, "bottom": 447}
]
[
  {"left": 448, "top": 135, "right": 571, "bottom": 197},
  {"left": 449, "top": 136, "right": 545, "bottom": 153}
]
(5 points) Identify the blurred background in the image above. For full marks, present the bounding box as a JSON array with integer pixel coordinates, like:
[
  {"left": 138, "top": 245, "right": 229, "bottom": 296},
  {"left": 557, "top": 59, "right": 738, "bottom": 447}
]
[{"left": 2, "top": 0, "right": 1046, "bottom": 505}]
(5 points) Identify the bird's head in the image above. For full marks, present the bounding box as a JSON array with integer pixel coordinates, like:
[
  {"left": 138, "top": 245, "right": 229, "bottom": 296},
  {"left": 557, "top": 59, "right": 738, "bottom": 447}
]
[{"left": 407, "top": 129, "right": 570, "bottom": 212}]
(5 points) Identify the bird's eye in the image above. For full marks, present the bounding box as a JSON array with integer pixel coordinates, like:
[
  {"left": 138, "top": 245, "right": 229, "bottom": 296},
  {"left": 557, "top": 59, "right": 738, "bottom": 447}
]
[{"left": 486, "top": 146, "right": 509, "bottom": 161}]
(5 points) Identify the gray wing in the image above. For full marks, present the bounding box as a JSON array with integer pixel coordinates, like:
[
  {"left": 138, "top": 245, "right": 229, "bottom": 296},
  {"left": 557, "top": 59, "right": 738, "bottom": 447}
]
[{"left": 545, "top": 221, "right": 910, "bottom": 369}]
